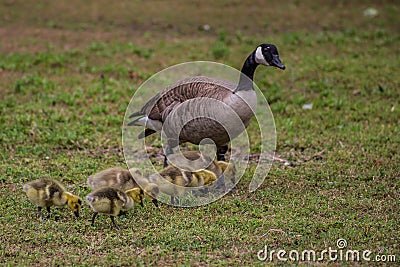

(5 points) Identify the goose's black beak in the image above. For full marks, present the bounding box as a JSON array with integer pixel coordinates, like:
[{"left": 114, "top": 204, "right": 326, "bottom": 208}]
[
  {"left": 152, "top": 199, "right": 159, "bottom": 207},
  {"left": 271, "top": 55, "right": 285, "bottom": 70},
  {"left": 74, "top": 211, "right": 79, "bottom": 218}
]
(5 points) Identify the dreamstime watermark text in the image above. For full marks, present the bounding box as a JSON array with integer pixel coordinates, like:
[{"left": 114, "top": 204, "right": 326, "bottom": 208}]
[{"left": 257, "top": 239, "right": 397, "bottom": 263}]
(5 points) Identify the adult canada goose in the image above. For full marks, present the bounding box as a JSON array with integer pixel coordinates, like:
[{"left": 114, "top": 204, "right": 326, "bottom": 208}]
[{"left": 129, "top": 44, "right": 285, "bottom": 162}]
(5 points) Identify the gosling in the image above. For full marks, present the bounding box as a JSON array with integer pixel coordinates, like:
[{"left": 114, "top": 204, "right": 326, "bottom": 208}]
[
  {"left": 149, "top": 165, "right": 217, "bottom": 204},
  {"left": 22, "top": 179, "right": 82, "bottom": 219},
  {"left": 85, "top": 187, "right": 142, "bottom": 228},
  {"left": 87, "top": 167, "right": 142, "bottom": 191},
  {"left": 208, "top": 160, "right": 237, "bottom": 191},
  {"left": 87, "top": 167, "right": 159, "bottom": 207},
  {"left": 168, "top": 151, "right": 237, "bottom": 190}
]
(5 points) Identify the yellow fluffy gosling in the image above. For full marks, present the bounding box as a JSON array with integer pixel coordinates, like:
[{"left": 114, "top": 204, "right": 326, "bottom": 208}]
[
  {"left": 22, "top": 179, "right": 82, "bottom": 219},
  {"left": 149, "top": 165, "right": 217, "bottom": 204},
  {"left": 87, "top": 167, "right": 159, "bottom": 207},
  {"left": 85, "top": 187, "right": 142, "bottom": 228},
  {"left": 87, "top": 167, "right": 142, "bottom": 191},
  {"left": 169, "top": 151, "right": 237, "bottom": 190}
]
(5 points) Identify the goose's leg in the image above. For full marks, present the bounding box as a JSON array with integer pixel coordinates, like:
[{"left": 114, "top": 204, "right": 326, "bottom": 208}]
[
  {"left": 163, "top": 158, "right": 168, "bottom": 168},
  {"left": 118, "top": 210, "right": 128, "bottom": 216},
  {"left": 90, "top": 212, "right": 98, "bottom": 226},
  {"left": 46, "top": 206, "right": 51, "bottom": 218},
  {"left": 37, "top": 207, "right": 43, "bottom": 219},
  {"left": 217, "top": 145, "right": 229, "bottom": 161},
  {"left": 163, "top": 145, "right": 173, "bottom": 168},
  {"left": 110, "top": 216, "right": 119, "bottom": 229}
]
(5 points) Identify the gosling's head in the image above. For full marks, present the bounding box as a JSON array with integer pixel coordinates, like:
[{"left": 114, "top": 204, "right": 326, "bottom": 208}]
[
  {"left": 64, "top": 192, "right": 82, "bottom": 218},
  {"left": 143, "top": 183, "right": 159, "bottom": 207},
  {"left": 125, "top": 188, "right": 144, "bottom": 207}
]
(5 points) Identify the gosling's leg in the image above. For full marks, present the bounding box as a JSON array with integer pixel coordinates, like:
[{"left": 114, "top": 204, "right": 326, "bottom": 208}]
[
  {"left": 110, "top": 216, "right": 119, "bottom": 229},
  {"left": 163, "top": 146, "right": 174, "bottom": 168},
  {"left": 90, "top": 212, "right": 98, "bottom": 227},
  {"left": 46, "top": 206, "right": 51, "bottom": 218},
  {"left": 37, "top": 207, "right": 43, "bottom": 219},
  {"left": 118, "top": 210, "right": 128, "bottom": 216},
  {"left": 163, "top": 159, "right": 168, "bottom": 168},
  {"left": 217, "top": 145, "right": 228, "bottom": 161},
  {"left": 152, "top": 199, "right": 159, "bottom": 207},
  {"left": 170, "top": 195, "right": 180, "bottom": 206}
]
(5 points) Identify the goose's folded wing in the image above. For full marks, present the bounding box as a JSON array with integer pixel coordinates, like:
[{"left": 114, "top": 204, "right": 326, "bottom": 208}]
[{"left": 128, "top": 76, "right": 233, "bottom": 128}]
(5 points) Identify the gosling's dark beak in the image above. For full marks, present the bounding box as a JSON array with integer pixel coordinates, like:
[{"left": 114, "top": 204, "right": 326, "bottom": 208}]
[
  {"left": 140, "top": 201, "right": 144, "bottom": 207},
  {"left": 272, "top": 55, "right": 285, "bottom": 70},
  {"left": 152, "top": 199, "right": 159, "bottom": 207},
  {"left": 74, "top": 211, "right": 79, "bottom": 218}
]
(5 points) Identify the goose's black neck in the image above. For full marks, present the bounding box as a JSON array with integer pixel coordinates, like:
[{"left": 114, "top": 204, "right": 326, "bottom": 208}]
[{"left": 235, "top": 52, "right": 259, "bottom": 92}]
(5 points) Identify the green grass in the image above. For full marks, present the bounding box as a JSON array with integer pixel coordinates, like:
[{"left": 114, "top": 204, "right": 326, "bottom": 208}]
[{"left": 0, "top": 0, "right": 399, "bottom": 266}]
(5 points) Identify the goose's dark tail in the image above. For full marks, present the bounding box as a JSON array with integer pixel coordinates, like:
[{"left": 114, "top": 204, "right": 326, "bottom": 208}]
[{"left": 138, "top": 129, "right": 156, "bottom": 139}]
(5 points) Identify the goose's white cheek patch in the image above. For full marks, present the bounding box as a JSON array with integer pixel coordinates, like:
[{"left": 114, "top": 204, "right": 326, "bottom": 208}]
[{"left": 255, "top": 46, "right": 269, "bottom": 66}]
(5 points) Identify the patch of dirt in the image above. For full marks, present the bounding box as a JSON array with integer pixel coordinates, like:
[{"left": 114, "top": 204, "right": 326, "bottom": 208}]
[
  {"left": 0, "top": 26, "right": 135, "bottom": 53},
  {"left": 1, "top": 1, "right": 398, "bottom": 53}
]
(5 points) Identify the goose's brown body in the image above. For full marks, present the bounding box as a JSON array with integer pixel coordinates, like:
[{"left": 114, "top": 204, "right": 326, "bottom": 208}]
[{"left": 131, "top": 76, "right": 256, "bottom": 147}]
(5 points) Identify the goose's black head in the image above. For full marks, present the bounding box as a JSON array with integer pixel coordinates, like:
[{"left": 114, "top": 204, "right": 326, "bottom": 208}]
[{"left": 254, "top": 44, "right": 285, "bottom": 70}]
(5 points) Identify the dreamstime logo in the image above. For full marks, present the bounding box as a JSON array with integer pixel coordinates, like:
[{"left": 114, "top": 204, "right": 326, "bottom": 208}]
[
  {"left": 122, "top": 61, "right": 276, "bottom": 207},
  {"left": 336, "top": 238, "right": 347, "bottom": 249},
  {"left": 257, "top": 238, "right": 397, "bottom": 263}
]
